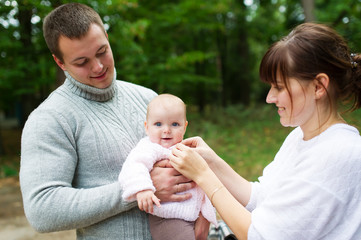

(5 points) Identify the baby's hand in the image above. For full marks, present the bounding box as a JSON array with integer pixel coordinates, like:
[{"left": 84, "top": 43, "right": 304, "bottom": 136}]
[{"left": 136, "top": 190, "right": 161, "bottom": 213}]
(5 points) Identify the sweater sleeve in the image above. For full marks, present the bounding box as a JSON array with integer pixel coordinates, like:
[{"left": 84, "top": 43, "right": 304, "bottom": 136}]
[
  {"left": 118, "top": 138, "right": 169, "bottom": 201},
  {"left": 20, "top": 109, "right": 135, "bottom": 232},
  {"left": 247, "top": 178, "right": 347, "bottom": 240}
]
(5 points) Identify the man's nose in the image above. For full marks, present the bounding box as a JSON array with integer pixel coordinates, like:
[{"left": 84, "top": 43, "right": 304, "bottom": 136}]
[{"left": 91, "top": 58, "right": 103, "bottom": 73}]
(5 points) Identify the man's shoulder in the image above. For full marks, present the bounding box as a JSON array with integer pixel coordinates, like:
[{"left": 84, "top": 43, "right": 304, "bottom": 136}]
[
  {"left": 116, "top": 80, "right": 154, "bottom": 93},
  {"left": 115, "top": 80, "right": 157, "bottom": 100}
]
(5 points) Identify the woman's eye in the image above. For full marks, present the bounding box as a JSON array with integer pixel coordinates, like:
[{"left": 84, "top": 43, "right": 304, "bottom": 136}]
[{"left": 272, "top": 85, "right": 283, "bottom": 91}]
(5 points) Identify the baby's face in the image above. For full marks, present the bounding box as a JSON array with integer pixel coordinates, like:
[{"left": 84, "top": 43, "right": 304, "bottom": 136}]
[{"left": 145, "top": 105, "right": 187, "bottom": 148}]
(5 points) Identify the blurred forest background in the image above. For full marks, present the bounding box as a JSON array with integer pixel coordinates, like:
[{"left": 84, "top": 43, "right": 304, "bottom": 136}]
[{"left": 1, "top": 0, "right": 361, "bottom": 179}]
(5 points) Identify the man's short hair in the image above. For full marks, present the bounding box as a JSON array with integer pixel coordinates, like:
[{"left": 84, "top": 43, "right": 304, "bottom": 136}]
[{"left": 43, "top": 3, "right": 106, "bottom": 62}]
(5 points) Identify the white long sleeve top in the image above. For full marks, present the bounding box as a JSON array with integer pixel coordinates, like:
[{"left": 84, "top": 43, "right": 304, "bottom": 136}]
[
  {"left": 118, "top": 137, "right": 217, "bottom": 225},
  {"left": 246, "top": 124, "right": 361, "bottom": 239}
]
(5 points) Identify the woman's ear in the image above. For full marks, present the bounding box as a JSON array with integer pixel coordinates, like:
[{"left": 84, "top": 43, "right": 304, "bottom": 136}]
[{"left": 314, "top": 73, "right": 329, "bottom": 100}]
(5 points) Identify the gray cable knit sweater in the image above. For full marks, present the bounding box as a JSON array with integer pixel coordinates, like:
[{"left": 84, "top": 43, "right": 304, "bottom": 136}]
[{"left": 20, "top": 70, "right": 157, "bottom": 239}]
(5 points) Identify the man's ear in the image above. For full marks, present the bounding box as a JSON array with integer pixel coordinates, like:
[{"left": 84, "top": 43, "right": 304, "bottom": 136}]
[
  {"left": 52, "top": 54, "right": 66, "bottom": 71},
  {"left": 314, "top": 73, "right": 329, "bottom": 100}
]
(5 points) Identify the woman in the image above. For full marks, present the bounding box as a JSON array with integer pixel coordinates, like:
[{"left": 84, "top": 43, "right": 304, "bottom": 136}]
[{"left": 169, "top": 23, "right": 361, "bottom": 240}]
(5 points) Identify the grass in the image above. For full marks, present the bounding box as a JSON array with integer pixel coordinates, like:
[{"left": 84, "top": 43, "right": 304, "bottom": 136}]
[
  {"left": 184, "top": 104, "right": 291, "bottom": 181},
  {"left": 1, "top": 105, "right": 361, "bottom": 180},
  {"left": 185, "top": 104, "right": 361, "bottom": 181}
]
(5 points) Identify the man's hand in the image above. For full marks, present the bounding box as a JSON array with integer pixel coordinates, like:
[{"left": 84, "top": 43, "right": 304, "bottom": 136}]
[
  {"left": 150, "top": 159, "right": 196, "bottom": 202},
  {"left": 195, "top": 213, "right": 210, "bottom": 240}
]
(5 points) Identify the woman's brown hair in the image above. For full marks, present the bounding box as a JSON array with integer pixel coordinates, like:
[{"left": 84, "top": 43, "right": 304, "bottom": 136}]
[{"left": 259, "top": 22, "right": 361, "bottom": 111}]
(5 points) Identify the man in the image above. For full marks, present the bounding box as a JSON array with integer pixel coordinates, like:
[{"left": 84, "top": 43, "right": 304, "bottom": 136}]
[{"left": 20, "top": 3, "right": 205, "bottom": 239}]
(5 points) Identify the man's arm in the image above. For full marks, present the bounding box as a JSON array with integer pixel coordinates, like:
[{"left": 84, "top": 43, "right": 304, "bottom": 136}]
[
  {"left": 151, "top": 159, "right": 210, "bottom": 239},
  {"left": 20, "top": 110, "right": 133, "bottom": 232},
  {"left": 150, "top": 159, "right": 195, "bottom": 202}
]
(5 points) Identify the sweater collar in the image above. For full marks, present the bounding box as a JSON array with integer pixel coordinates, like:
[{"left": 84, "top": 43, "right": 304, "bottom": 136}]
[{"left": 64, "top": 68, "right": 117, "bottom": 102}]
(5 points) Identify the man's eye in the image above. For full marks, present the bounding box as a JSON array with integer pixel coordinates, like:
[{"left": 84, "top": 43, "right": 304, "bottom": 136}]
[
  {"left": 172, "top": 122, "right": 180, "bottom": 126},
  {"left": 97, "top": 49, "right": 106, "bottom": 56},
  {"left": 76, "top": 60, "right": 88, "bottom": 66}
]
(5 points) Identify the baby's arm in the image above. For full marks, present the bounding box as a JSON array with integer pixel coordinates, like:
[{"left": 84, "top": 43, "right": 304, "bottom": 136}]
[{"left": 136, "top": 189, "right": 161, "bottom": 214}]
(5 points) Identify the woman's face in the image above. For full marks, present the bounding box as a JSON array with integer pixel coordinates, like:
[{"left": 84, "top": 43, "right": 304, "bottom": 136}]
[{"left": 266, "top": 77, "right": 317, "bottom": 130}]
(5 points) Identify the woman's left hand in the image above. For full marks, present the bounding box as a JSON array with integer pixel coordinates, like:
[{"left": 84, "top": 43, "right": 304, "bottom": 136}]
[{"left": 169, "top": 143, "right": 210, "bottom": 183}]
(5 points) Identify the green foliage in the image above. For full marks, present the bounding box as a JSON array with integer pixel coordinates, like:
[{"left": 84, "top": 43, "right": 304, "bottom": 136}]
[
  {"left": 1, "top": 0, "right": 361, "bottom": 121},
  {"left": 0, "top": 162, "right": 18, "bottom": 178}
]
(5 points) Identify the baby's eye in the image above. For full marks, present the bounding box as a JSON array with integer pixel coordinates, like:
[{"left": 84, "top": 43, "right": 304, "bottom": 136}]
[
  {"left": 172, "top": 122, "right": 180, "bottom": 127},
  {"left": 155, "top": 122, "right": 161, "bottom": 126}
]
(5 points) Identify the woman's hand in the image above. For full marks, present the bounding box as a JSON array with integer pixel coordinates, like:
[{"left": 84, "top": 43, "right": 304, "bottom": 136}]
[
  {"left": 169, "top": 143, "right": 210, "bottom": 183},
  {"left": 182, "top": 137, "right": 219, "bottom": 166}
]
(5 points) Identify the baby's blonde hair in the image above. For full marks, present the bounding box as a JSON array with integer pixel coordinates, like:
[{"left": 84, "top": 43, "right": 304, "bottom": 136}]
[{"left": 146, "top": 94, "right": 187, "bottom": 120}]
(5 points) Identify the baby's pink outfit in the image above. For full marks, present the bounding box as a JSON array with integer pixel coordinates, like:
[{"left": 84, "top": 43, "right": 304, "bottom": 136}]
[{"left": 118, "top": 137, "right": 217, "bottom": 225}]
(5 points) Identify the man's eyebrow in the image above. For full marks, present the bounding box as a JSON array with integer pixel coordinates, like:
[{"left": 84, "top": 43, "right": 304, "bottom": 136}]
[
  {"left": 71, "top": 56, "right": 87, "bottom": 64},
  {"left": 70, "top": 45, "right": 107, "bottom": 63},
  {"left": 97, "top": 44, "right": 107, "bottom": 51}
]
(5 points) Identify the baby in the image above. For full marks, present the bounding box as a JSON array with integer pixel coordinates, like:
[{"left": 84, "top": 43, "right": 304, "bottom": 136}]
[{"left": 118, "top": 93, "right": 216, "bottom": 240}]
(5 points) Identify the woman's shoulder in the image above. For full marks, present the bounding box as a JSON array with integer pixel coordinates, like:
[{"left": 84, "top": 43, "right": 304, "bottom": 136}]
[
  {"left": 315, "top": 124, "right": 361, "bottom": 169},
  {"left": 323, "top": 124, "right": 361, "bottom": 146}
]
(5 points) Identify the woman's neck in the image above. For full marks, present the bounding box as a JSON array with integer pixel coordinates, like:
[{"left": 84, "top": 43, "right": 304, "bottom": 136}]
[{"left": 301, "top": 112, "right": 345, "bottom": 140}]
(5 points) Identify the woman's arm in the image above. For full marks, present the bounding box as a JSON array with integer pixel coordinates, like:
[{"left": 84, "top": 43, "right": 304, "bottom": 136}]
[
  {"left": 182, "top": 137, "right": 252, "bottom": 206},
  {"left": 170, "top": 143, "right": 252, "bottom": 240}
]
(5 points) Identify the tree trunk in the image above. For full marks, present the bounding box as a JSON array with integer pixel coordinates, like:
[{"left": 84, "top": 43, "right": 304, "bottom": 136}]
[
  {"left": 230, "top": 0, "right": 251, "bottom": 105},
  {"left": 301, "top": 0, "right": 316, "bottom": 22},
  {"left": 17, "top": 2, "right": 34, "bottom": 126},
  {"left": 216, "top": 27, "right": 228, "bottom": 107}
]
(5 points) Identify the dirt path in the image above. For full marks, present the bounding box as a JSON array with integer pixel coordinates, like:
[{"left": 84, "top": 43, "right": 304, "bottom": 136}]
[{"left": 0, "top": 177, "right": 75, "bottom": 240}]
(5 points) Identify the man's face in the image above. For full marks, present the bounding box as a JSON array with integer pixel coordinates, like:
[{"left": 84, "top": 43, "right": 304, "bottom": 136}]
[{"left": 53, "top": 24, "right": 114, "bottom": 89}]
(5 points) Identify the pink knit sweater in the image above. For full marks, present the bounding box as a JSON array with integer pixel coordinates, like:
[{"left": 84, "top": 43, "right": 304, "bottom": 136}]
[{"left": 118, "top": 137, "right": 217, "bottom": 225}]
